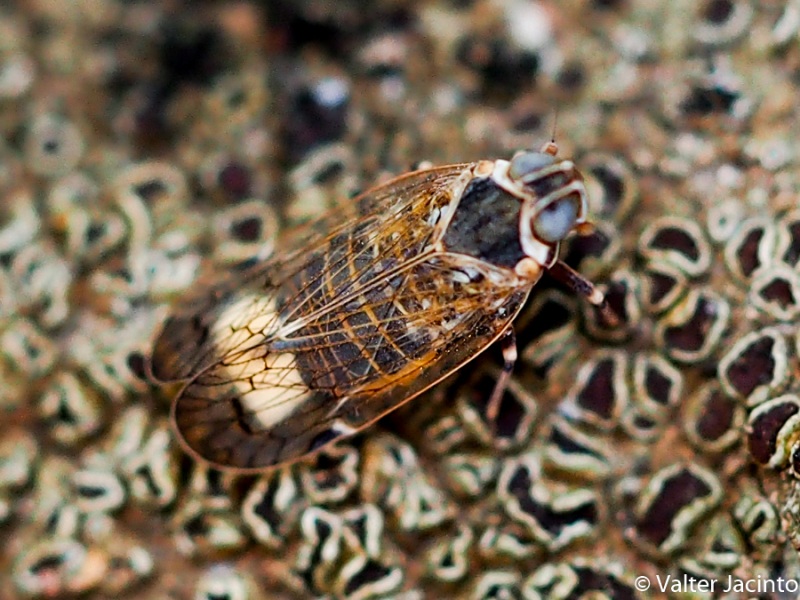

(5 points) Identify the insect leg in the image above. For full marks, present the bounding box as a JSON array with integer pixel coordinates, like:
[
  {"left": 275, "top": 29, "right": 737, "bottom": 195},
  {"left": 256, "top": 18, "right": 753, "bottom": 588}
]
[
  {"left": 548, "top": 260, "right": 620, "bottom": 326},
  {"left": 486, "top": 327, "right": 517, "bottom": 423}
]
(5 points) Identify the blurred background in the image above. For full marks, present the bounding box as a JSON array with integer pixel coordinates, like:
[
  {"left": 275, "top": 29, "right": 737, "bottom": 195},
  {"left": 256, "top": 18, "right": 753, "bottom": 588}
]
[{"left": 2, "top": 1, "right": 800, "bottom": 598}]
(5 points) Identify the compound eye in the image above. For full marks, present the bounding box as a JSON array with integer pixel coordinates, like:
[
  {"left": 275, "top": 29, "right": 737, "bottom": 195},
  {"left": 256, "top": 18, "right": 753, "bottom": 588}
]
[
  {"left": 509, "top": 151, "right": 556, "bottom": 180},
  {"left": 532, "top": 196, "right": 580, "bottom": 242}
]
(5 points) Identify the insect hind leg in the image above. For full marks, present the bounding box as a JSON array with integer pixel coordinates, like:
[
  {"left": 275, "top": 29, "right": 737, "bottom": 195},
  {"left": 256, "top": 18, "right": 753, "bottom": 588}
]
[{"left": 486, "top": 327, "right": 517, "bottom": 423}]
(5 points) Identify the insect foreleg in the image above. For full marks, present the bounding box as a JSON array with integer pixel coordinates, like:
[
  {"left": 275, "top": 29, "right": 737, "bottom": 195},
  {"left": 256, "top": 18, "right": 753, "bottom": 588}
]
[{"left": 548, "top": 260, "right": 620, "bottom": 327}]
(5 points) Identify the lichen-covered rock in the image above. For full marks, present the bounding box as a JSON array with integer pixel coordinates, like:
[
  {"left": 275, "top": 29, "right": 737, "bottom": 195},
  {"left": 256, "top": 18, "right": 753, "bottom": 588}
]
[{"left": 3, "top": 1, "right": 800, "bottom": 598}]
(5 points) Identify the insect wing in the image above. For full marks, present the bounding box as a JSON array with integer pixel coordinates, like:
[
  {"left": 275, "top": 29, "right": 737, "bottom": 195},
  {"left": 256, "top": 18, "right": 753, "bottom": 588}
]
[
  {"left": 150, "top": 267, "right": 278, "bottom": 382},
  {"left": 150, "top": 164, "right": 469, "bottom": 384},
  {"left": 171, "top": 274, "right": 529, "bottom": 472},
  {"left": 154, "top": 163, "right": 534, "bottom": 471},
  {"left": 270, "top": 163, "right": 472, "bottom": 275}
]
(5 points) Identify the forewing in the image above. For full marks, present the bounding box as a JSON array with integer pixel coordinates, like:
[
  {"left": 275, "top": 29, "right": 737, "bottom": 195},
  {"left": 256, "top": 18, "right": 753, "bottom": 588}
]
[
  {"left": 171, "top": 255, "right": 531, "bottom": 472},
  {"left": 150, "top": 163, "right": 470, "bottom": 384},
  {"left": 149, "top": 266, "right": 278, "bottom": 381},
  {"left": 271, "top": 163, "right": 471, "bottom": 274}
]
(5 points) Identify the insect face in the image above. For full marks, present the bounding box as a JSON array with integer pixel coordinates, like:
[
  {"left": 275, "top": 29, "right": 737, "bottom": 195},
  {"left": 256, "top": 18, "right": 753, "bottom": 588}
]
[
  {"left": 500, "top": 146, "right": 589, "bottom": 270},
  {"left": 151, "top": 142, "right": 610, "bottom": 472}
]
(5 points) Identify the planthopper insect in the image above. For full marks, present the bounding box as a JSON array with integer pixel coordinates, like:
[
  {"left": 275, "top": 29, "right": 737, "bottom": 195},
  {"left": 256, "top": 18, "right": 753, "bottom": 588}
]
[{"left": 150, "top": 141, "right": 614, "bottom": 472}]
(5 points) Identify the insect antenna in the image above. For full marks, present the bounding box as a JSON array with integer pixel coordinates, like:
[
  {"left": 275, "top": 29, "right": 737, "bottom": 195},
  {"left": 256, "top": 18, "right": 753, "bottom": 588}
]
[{"left": 541, "top": 108, "right": 560, "bottom": 156}]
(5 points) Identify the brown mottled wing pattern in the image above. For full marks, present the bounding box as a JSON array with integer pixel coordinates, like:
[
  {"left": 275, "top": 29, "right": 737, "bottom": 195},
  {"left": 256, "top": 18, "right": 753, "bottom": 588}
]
[
  {"left": 152, "top": 164, "right": 530, "bottom": 471},
  {"left": 270, "top": 163, "right": 472, "bottom": 279},
  {"left": 150, "top": 165, "right": 468, "bottom": 383}
]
